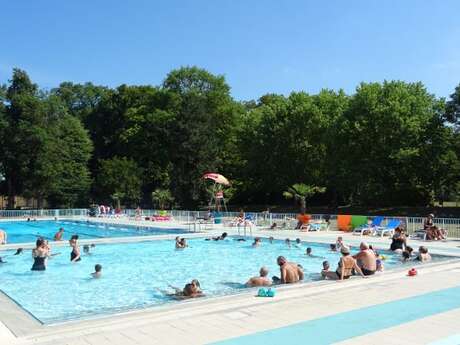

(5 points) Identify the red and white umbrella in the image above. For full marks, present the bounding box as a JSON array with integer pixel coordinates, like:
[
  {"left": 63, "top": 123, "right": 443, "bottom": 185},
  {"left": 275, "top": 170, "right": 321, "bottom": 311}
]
[{"left": 202, "top": 173, "right": 230, "bottom": 186}]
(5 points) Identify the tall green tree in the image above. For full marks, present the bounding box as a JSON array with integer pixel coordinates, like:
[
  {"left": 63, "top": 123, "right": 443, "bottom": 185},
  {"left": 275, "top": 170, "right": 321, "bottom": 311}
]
[
  {"left": 95, "top": 157, "right": 143, "bottom": 207},
  {"left": 333, "top": 81, "right": 453, "bottom": 206},
  {"left": 1, "top": 70, "right": 93, "bottom": 208},
  {"left": 1, "top": 69, "right": 40, "bottom": 208},
  {"left": 163, "top": 66, "right": 241, "bottom": 207}
]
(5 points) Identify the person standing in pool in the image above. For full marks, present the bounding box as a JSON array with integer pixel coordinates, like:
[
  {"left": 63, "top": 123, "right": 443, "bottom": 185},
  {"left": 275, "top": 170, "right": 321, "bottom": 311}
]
[
  {"left": 53, "top": 228, "right": 64, "bottom": 241},
  {"left": 0, "top": 229, "right": 7, "bottom": 244},
  {"left": 69, "top": 235, "right": 81, "bottom": 262},
  {"left": 31, "top": 238, "right": 50, "bottom": 271}
]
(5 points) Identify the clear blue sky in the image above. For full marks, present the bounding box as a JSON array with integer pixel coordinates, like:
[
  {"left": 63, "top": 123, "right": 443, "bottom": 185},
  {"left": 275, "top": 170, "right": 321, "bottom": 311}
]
[{"left": 1, "top": 0, "right": 459, "bottom": 100}]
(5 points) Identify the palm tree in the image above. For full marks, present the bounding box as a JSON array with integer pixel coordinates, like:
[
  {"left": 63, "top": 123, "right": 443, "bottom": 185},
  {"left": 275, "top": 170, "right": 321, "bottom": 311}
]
[
  {"left": 151, "top": 189, "right": 174, "bottom": 210},
  {"left": 283, "top": 183, "right": 326, "bottom": 211},
  {"left": 111, "top": 192, "right": 125, "bottom": 209}
]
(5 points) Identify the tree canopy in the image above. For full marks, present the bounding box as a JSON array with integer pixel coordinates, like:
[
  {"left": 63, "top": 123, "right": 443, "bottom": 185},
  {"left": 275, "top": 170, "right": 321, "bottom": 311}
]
[{"left": 1, "top": 67, "right": 459, "bottom": 209}]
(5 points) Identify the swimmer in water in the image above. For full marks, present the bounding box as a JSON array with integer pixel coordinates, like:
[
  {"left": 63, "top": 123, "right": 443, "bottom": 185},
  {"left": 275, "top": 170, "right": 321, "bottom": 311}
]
[
  {"left": 91, "top": 264, "right": 102, "bottom": 278},
  {"left": 160, "top": 280, "right": 204, "bottom": 299},
  {"left": 205, "top": 232, "right": 228, "bottom": 241},
  {"left": 53, "top": 228, "right": 64, "bottom": 241},
  {"left": 252, "top": 237, "right": 261, "bottom": 247},
  {"left": 285, "top": 238, "right": 291, "bottom": 248},
  {"left": 83, "top": 244, "right": 95, "bottom": 255}
]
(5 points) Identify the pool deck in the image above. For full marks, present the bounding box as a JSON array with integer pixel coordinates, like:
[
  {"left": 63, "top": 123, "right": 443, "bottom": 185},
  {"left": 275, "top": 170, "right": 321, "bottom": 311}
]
[{"left": 1, "top": 218, "right": 460, "bottom": 345}]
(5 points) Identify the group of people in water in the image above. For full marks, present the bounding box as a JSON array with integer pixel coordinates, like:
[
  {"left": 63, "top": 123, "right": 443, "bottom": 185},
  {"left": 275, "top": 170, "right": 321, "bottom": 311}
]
[
  {"left": 0, "top": 215, "right": 438, "bottom": 301},
  {"left": 22, "top": 227, "right": 102, "bottom": 278}
]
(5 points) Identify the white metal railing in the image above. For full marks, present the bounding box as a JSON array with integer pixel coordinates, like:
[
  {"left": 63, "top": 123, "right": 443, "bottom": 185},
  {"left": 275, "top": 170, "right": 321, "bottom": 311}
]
[
  {"left": 123, "top": 210, "right": 460, "bottom": 238},
  {"left": 3, "top": 208, "right": 460, "bottom": 238},
  {"left": 0, "top": 209, "right": 88, "bottom": 218}
]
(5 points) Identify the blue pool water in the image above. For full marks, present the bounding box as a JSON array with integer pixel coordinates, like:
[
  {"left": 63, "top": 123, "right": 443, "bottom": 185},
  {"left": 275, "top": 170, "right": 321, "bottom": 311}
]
[
  {"left": 0, "top": 237, "right": 451, "bottom": 323},
  {"left": 0, "top": 220, "right": 187, "bottom": 243}
]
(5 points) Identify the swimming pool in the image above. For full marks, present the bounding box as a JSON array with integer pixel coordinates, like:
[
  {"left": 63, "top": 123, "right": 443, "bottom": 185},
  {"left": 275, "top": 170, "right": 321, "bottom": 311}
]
[
  {"left": 0, "top": 237, "right": 452, "bottom": 324},
  {"left": 0, "top": 220, "right": 188, "bottom": 243}
]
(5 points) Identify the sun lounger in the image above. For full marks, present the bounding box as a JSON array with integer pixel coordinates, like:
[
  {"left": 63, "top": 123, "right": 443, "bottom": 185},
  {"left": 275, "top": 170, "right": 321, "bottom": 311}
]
[
  {"left": 374, "top": 219, "right": 401, "bottom": 237},
  {"left": 410, "top": 228, "right": 448, "bottom": 241},
  {"left": 353, "top": 216, "right": 384, "bottom": 236}
]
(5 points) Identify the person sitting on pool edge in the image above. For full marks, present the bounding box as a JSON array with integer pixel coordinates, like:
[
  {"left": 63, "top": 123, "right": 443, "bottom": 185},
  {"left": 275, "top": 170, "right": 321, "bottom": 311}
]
[
  {"left": 353, "top": 242, "right": 377, "bottom": 276},
  {"left": 53, "top": 228, "right": 65, "bottom": 241},
  {"left": 321, "top": 247, "right": 366, "bottom": 280},
  {"left": 272, "top": 256, "right": 304, "bottom": 284},
  {"left": 91, "top": 264, "right": 102, "bottom": 278},
  {"left": 246, "top": 267, "right": 271, "bottom": 287}
]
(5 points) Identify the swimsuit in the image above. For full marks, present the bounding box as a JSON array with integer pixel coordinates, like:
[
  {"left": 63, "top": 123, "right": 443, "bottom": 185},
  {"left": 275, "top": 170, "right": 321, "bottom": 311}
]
[
  {"left": 361, "top": 268, "right": 375, "bottom": 276},
  {"left": 335, "top": 270, "right": 351, "bottom": 279},
  {"left": 31, "top": 256, "right": 46, "bottom": 271},
  {"left": 390, "top": 238, "right": 404, "bottom": 251},
  {"left": 70, "top": 248, "right": 81, "bottom": 262}
]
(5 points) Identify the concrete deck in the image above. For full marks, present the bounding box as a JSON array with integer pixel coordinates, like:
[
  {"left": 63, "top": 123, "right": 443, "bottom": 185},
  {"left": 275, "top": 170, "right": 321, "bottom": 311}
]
[{"left": 1, "top": 219, "right": 460, "bottom": 345}]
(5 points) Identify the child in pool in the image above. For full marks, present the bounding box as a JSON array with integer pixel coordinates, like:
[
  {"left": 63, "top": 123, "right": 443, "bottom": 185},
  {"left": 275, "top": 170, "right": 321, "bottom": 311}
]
[
  {"left": 91, "top": 264, "right": 102, "bottom": 278},
  {"left": 321, "top": 261, "right": 330, "bottom": 279}
]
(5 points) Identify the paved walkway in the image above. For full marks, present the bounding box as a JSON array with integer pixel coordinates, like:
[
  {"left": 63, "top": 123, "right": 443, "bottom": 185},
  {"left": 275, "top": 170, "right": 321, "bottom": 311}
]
[{"left": 1, "top": 219, "right": 460, "bottom": 345}]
